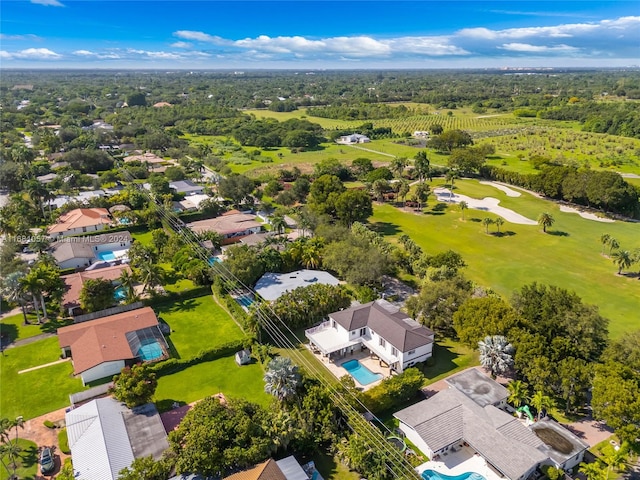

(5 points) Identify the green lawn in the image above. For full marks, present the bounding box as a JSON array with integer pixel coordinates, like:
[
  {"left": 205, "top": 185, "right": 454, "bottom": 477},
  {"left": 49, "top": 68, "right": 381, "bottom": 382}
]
[
  {"left": 308, "top": 450, "right": 360, "bottom": 480},
  {"left": 131, "top": 229, "right": 154, "bottom": 247},
  {"left": 154, "top": 355, "right": 271, "bottom": 411},
  {"left": 0, "top": 313, "right": 44, "bottom": 342},
  {"left": 154, "top": 295, "right": 245, "bottom": 359},
  {"left": 0, "top": 337, "right": 85, "bottom": 420},
  {"left": 421, "top": 338, "right": 479, "bottom": 385},
  {"left": 371, "top": 179, "right": 639, "bottom": 338},
  {"left": 0, "top": 438, "right": 38, "bottom": 480}
]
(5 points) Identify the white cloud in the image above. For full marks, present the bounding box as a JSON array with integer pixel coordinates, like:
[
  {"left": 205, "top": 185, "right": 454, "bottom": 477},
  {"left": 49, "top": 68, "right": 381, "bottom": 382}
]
[
  {"left": 174, "top": 30, "right": 227, "bottom": 44},
  {"left": 500, "top": 43, "right": 579, "bottom": 53},
  {"left": 0, "top": 34, "right": 40, "bottom": 41},
  {"left": 73, "top": 50, "right": 94, "bottom": 56},
  {"left": 170, "top": 41, "right": 192, "bottom": 49},
  {"left": 31, "top": 0, "right": 64, "bottom": 6},
  {"left": 11, "top": 48, "right": 61, "bottom": 59},
  {"left": 0, "top": 51, "right": 13, "bottom": 59}
]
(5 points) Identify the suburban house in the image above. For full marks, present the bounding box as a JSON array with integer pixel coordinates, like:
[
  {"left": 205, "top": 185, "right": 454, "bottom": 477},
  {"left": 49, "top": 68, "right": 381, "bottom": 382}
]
[
  {"left": 123, "top": 152, "right": 165, "bottom": 164},
  {"left": 66, "top": 398, "right": 169, "bottom": 480},
  {"left": 51, "top": 231, "right": 132, "bottom": 269},
  {"left": 47, "top": 208, "right": 112, "bottom": 238},
  {"left": 186, "top": 210, "right": 262, "bottom": 244},
  {"left": 61, "top": 264, "right": 132, "bottom": 316},
  {"left": 58, "top": 307, "right": 169, "bottom": 385},
  {"left": 394, "top": 369, "right": 589, "bottom": 479},
  {"left": 337, "top": 133, "right": 370, "bottom": 144},
  {"left": 170, "top": 180, "right": 204, "bottom": 196},
  {"left": 305, "top": 299, "right": 434, "bottom": 374},
  {"left": 222, "top": 457, "right": 315, "bottom": 480},
  {"left": 255, "top": 269, "right": 341, "bottom": 301}
]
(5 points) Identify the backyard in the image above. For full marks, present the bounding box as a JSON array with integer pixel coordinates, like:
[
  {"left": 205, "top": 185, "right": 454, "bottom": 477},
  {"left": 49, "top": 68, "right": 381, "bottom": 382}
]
[
  {"left": 0, "top": 438, "right": 38, "bottom": 480},
  {"left": 371, "top": 179, "right": 639, "bottom": 338},
  {"left": 0, "top": 337, "right": 85, "bottom": 420}
]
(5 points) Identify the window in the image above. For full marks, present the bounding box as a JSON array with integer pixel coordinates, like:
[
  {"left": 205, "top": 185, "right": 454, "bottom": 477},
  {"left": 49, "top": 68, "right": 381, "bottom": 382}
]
[
  {"left": 391, "top": 347, "right": 398, "bottom": 356},
  {"left": 331, "top": 320, "right": 336, "bottom": 329},
  {"left": 82, "top": 227, "right": 87, "bottom": 232},
  {"left": 408, "top": 350, "right": 415, "bottom": 355},
  {"left": 379, "top": 338, "right": 386, "bottom": 348},
  {"left": 351, "top": 331, "right": 356, "bottom": 336},
  {"left": 360, "top": 328, "right": 366, "bottom": 336}
]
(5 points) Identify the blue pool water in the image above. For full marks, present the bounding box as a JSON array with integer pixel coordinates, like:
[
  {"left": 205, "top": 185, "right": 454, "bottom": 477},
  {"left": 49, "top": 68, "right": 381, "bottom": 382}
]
[
  {"left": 137, "top": 339, "right": 164, "bottom": 361},
  {"left": 422, "top": 470, "right": 486, "bottom": 480},
  {"left": 341, "top": 359, "right": 383, "bottom": 386},
  {"left": 97, "top": 250, "right": 116, "bottom": 261},
  {"left": 236, "top": 295, "right": 254, "bottom": 308},
  {"left": 208, "top": 257, "right": 222, "bottom": 265},
  {"left": 118, "top": 218, "right": 130, "bottom": 225},
  {"left": 114, "top": 286, "right": 127, "bottom": 301}
]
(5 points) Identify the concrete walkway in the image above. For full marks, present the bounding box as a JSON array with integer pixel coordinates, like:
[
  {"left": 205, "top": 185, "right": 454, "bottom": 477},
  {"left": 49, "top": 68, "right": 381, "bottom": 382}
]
[
  {"left": 19, "top": 357, "right": 69, "bottom": 374},
  {"left": 4, "top": 332, "right": 56, "bottom": 349},
  {"left": 20, "top": 407, "right": 71, "bottom": 479}
]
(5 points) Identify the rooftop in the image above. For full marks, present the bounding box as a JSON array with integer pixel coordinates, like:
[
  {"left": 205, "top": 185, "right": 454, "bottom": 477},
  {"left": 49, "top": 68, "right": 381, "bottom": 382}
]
[
  {"left": 51, "top": 231, "right": 133, "bottom": 263},
  {"left": 47, "top": 208, "right": 111, "bottom": 234},
  {"left": 61, "top": 264, "right": 131, "bottom": 309},
  {"left": 531, "top": 418, "right": 589, "bottom": 467},
  {"left": 170, "top": 180, "right": 204, "bottom": 194},
  {"left": 58, "top": 307, "right": 160, "bottom": 374},
  {"left": 331, "top": 299, "right": 434, "bottom": 352},
  {"left": 445, "top": 368, "right": 509, "bottom": 407},
  {"left": 187, "top": 210, "right": 261, "bottom": 236},
  {"left": 255, "top": 269, "right": 340, "bottom": 301}
]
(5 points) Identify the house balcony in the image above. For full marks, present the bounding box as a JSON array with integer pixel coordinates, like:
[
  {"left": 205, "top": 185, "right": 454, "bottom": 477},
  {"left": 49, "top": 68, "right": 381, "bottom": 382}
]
[{"left": 305, "top": 321, "right": 360, "bottom": 356}]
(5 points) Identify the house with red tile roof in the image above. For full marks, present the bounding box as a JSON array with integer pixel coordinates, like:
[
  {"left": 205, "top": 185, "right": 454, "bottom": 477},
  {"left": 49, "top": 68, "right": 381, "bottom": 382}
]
[
  {"left": 48, "top": 208, "right": 112, "bottom": 238},
  {"left": 58, "top": 307, "right": 168, "bottom": 385},
  {"left": 61, "top": 264, "right": 132, "bottom": 316},
  {"left": 186, "top": 210, "right": 262, "bottom": 245}
]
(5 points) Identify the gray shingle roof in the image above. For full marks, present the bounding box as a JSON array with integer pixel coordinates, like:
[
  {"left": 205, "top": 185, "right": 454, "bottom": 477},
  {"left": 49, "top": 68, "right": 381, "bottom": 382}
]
[
  {"left": 395, "top": 388, "right": 547, "bottom": 480},
  {"left": 445, "top": 368, "right": 510, "bottom": 407},
  {"left": 330, "top": 300, "right": 433, "bottom": 353}
]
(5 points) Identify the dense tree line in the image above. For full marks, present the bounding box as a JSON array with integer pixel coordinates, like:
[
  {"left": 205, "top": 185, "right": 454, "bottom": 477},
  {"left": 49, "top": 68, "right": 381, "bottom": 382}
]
[
  {"left": 308, "top": 103, "right": 426, "bottom": 120},
  {"left": 538, "top": 102, "right": 640, "bottom": 138},
  {"left": 480, "top": 164, "right": 639, "bottom": 217}
]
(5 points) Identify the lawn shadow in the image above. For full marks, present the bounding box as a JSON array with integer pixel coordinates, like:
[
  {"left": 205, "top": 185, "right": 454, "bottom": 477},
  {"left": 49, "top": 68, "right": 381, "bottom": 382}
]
[
  {"left": 156, "top": 398, "right": 187, "bottom": 413},
  {"left": 40, "top": 317, "right": 74, "bottom": 334},
  {"left": 432, "top": 203, "right": 449, "bottom": 212},
  {"left": 422, "top": 342, "right": 463, "bottom": 382},
  {"left": 468, "top": 217, "right": 482, "bottom": 223},
  {"left": 490, "top": 231, "right": 516, "bottom": 237},
  {"left": 165, "top": 336, "right": 181, "bottom": 360},
  {"left": 547, "top": 230, "right": 570, "bottom": 237},
  {"left": 369, "top": 221, "right": 401, "bottom": 236},
  {"left": 0, "top": 323, "right": 18, "bottom": 345},
  {"left": 20, "top": 442, "right": 38, "bottom": 471},
  {"left": 163, "top": 298, "right": 198, "bottom": 314}
]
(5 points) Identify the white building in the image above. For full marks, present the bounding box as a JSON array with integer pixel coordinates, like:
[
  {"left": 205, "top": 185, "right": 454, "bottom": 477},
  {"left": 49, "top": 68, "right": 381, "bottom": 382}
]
[
  {"left": 47, "top": 208, "right": 112, "bottom": 238},
  {"left": 51, "top": 231, "right": 132, "bottom": 270},
  {"left": 337, "top": 133, "right": 370, "bottom": 144},
  {"left": 305, "top": 299, "right": 434, "bottom": 373}
]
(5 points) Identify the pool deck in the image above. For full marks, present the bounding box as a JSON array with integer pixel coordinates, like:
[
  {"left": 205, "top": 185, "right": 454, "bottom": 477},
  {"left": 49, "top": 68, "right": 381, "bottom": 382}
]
[
  {"left": 307, "top": 346, "right": 391, "bottom": 391},
  {"left": 417, "top": 446, "right": 503, "bottom": 480}
]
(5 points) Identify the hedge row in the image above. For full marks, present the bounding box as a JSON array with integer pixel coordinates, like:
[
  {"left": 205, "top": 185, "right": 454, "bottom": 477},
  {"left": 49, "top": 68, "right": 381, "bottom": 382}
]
[
  {"left": 149, "top": 339, "right": 246, "bottom": 377},
  {"left": 144, "top": 285, "right": 212, "bottom": 307}
]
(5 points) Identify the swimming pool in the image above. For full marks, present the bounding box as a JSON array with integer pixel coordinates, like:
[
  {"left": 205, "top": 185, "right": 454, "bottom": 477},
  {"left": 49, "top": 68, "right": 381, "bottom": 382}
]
[
  {"left": 422, "top": 470, "right": 486, "bottom": 480},
  {"left": 236, "top": 295, "right": 254, "bottom": 308},
  {"left": 97, "top": 250, "right": 116, "bottom": 261},
  {"left": 208, "top": 257, "right": 222, "bottom": 266},
  {"left": 137, "top": 338, "right": 164, "bottom": 362},
  {"left": 341, "top": 359, "right": 383, "bottom": 386},
  {"left": 114, "top": 286, "right": 127, "bottom": 301}
]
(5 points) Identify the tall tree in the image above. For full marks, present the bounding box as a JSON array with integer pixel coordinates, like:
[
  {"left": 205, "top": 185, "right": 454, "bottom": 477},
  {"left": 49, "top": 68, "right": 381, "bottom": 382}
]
[
  {"left": 80, "top": 278, "right": 116, "bottom": 313},
  {"left": 414, "top": 151, "right": 431, "bottom": 182},
  {"left": 507, "top": 380, "right": 529, "bottom": 408},
  {"left": 264, "top": 357, "right": 301, "bottom": 403},
  {"left": 458, "top": 200, "right": 468, "bottom": 220},
  {"left": 530, "top": 390, "right": 556, "bottom": 419},
  {"left": 611, "top": 249, "right": 632, "bottom": 274},
  {"left": 110, "top": 364, "right": 158, "bottom": 408},
  {"left": 482, "top": 217, "right": 494, "bottom": 234},
  {"left": 599, "top": 233, "right": 611, "bottom": 255}
]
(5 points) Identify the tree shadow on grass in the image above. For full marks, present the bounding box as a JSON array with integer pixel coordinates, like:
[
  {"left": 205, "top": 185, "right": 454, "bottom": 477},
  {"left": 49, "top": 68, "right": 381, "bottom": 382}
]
[
  {"left": 468, "top": 217, "right": 482, "bottom": 223},
  {"left": 490, "top": 231, "right": 516, "bottom": 237},
  {"left": 165, "top": 336, "right": 181, "bottom": 360},
  {"left": 547, "top": 230, "right": 570, "bottom": 237},
  {"left": 369, "top": 221, "right": 401, "bottom": 236},
  {"left": 0, "top": 323, "right": 18, "bottom": 345},
  {"left": 432, "top": 203, "right": 449, "bottom": 212},
  {"left": 421, "top": 342, "right": 463, "bottom": 385},
  {"left": 163, "top": 298, "right": 198, "bottom": 314},
  {"left": 156, "top": 398, "right": 187, "bottom": 413},
  {"left": 40, "top": 318, "right": 74, "bottom": 334}
]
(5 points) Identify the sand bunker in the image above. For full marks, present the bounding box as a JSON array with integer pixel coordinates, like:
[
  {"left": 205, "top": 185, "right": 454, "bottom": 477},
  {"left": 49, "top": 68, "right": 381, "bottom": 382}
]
[
  {"left": 559, "top": 205, "right": 615, "bottom": 223},
  {"left": 433, "top": 188, "right": 537, "bottom": 225},
  {"left": 479, "top": 181, "right": 521, "bottom": 197}
]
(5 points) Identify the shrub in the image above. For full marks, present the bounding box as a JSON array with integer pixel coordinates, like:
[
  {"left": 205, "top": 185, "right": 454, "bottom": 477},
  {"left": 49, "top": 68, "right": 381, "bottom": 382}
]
[
  {"left": 58, "top": 428, "right": 70, "bottom": 454},
  {"left": 361, "top": 368, "right": 425, "bottom": 414},
  {"left": 44, "top": 420, "right": 55, "bottom": 429}
]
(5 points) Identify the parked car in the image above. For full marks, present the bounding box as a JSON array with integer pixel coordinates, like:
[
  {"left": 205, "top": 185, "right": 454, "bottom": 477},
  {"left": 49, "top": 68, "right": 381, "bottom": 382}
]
[{"left": 40, "top": 447, "right": 55, "bottom": 474}]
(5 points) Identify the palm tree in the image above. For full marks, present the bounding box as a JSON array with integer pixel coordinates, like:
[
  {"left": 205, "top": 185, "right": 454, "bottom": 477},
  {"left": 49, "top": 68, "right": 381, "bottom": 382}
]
[
  {"left": 301, "top": 244, "right": 322, "bottom": 269},
  {"left": 608, "top": 237, "right": 619, "bottom": 255},
  {"left": 119, "top": 269, "right": 138, "bottom": 303},
  {"left": 478, "top": 335, "right": 514, "bottom": 378},
  {"left": 414, "top": 151, "right": 431, "bottom": 182},
  {"left": 495, "top": 217, "right": 504, "bottom": 233},
  {"left": 270, "top": 214, "right": 287, "bottom": 235},
  {"left": 612, "top": 249, "right": 632, "bottom": 274},
  {"left": 415, "top": 182, "right": 430, "bottom": 209},
  {"left": 0, "top": 272, "right": 29, "bottom": 325},
  {"left": 507, "top": 380, "right": 529, "bottom": 408},
  {"left": 264, "top": 356, "right": 300, "bottom": 402},
  {"left": 600, "top": 443, "right": 629, "bottom": 476},
  {"left": 578, "top": 462, "right": 607, "bottom": 480},
  {"left": 372, "top": 179, "right": 389, "bottom": 203},
  {"left": 459, "top": 201, "right": 468, "bottom": 220},
  {"left": 11, "top": 418, "right": 23, "bottom": 448},
  {"left": 398, "top": 180, "right": 410, "bottom": 207},
  {"left": 389, "top": 157, "right": 408, "bottom": 178},
  {"left": 266, "top": 409, "right": 296, "bottom": 454},
  {"left": 482, "top": 217, "right": 494, "bottom": 234},
  {"left": 137, "top": 261, "right": 164, "bottom": 293},
  {"left": 537, "top": 212, "right": 555, "bottom": 233},
  {"left": 445, "top": 169, "right": 459, "bottom": 188},
  {"left": 530, "top": 390, "right": 556, "bottom": 419},
  {"left": 19, "top": 271, "right": 43, "bottom": 323},
  {"left": 600, "top": 233, "right": 611, "bottom": 255}
]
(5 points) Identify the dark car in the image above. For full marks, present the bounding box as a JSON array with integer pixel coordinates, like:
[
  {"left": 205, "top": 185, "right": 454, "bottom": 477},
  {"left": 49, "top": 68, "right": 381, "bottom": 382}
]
[{"left": 40, "top": 447, "right": 55, "bottom": 474}]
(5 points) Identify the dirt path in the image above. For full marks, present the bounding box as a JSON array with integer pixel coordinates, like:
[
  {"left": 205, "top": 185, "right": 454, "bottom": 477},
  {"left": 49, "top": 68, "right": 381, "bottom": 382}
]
[
  {"left": 5, "top": 332, "right": 56, "bottom": 349},
  {"left": 344, "top": 144, "right": 396, "bottom": 158}
]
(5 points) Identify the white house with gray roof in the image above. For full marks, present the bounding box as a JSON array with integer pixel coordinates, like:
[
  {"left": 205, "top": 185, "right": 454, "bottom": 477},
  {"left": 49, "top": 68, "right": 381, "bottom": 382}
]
[
  {"left": 394, "top": 370, "right": 589, "bottom": 479},
  {"left": 305, "top": 299, "right": 434, "bottom": 373},
  {"left": 66, "top": 398, "right": 169, "bottom": 480}
]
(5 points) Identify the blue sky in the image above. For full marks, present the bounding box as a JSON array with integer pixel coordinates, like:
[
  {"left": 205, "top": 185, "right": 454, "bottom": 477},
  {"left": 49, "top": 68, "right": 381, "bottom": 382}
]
[{"left": 1, "top": 1, "right": 638, "bottom": 68}]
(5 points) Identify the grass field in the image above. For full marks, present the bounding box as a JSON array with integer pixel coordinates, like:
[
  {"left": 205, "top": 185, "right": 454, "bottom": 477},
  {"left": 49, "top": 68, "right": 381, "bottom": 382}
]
[
  {"left": 371, "top": 179, "right": 639, "bottom": 338},
  {"left": 0, "top": 438, "right": 38, "bottom": 480},
  {"left": 0, "top": 337, "right": 85, "bottom": 420},
  {"left": 154, "top": 355, "right": 270, "bottom": 411},
  {"left": 0, "top": 313, "right": 45, "bottom": 342},
  {"left": 154, "top": 295, "right": 245, "bottom": 359}
]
